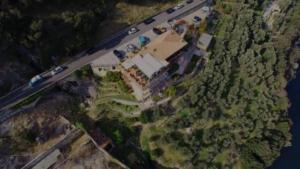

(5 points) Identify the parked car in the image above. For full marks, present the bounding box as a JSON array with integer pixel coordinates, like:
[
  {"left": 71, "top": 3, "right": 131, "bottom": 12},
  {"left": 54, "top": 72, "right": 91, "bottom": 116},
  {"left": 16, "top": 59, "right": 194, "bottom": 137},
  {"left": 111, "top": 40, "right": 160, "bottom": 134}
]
[
  {"left": 153, "top": 27, "right": 162, "bottom": 35},
  {"left": 113, "top": 50, "right": 125, "bottom": 61},
  {"left": 186, "top": 0, "right": 193, "bottom": 4},
  {"left": 174, "top": 3, "right": 184, "bottom": 10},
  {"left": 193, "top": 16, "right": 201, "bottom": 23},
  {"left": 152, "top": 27, "right": 167, "bottom": 35},
  {"left": 126, "top": 44, "right": 138, "bottom": 53},
  {"left": 138, "top": 36, "right": 150, "bottom": 46},
  {"left": 144, "top": 18, "right": 155, "bottom": 25},
  {"left": 29, "top": 75, "right": 44, "bottom": 87},
  {"left": 51, "top": 66, "right": 65, "bottom": 76},
  {"left": 128, "top": 27, "right": 139, "bottom": 35},
  {"left": 166, "top": 8, "right": 175, "bottom": 14}
]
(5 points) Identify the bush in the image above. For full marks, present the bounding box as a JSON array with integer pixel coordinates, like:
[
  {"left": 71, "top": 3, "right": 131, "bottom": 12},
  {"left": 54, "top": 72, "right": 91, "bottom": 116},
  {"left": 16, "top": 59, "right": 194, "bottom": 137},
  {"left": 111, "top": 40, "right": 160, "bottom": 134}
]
[
  {"left": 140, "top": 110, "right": 153, "bottom": 123},
  {"left": 74, "top": 65, "right": 93, "bottom": 78},
  {"left": 106, "top": 72, "right": 123, "bottom": 82},
  {"left": 118, "top": 80, "right": 130, "bottom": 93}
]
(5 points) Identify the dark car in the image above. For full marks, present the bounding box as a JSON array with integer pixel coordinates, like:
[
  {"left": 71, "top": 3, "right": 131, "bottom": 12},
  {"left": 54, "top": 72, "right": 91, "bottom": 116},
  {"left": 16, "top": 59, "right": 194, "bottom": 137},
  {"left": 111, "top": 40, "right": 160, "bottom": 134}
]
[
  {"left": 167, "top": 19, "right": 175, "bottom": 24},
  {"left": 152, "top": 28, "right": 162, "bottom": 35},
  {"left": 193, "top": 16, "right": 201, "bottom": 23},
  {"left": 144, "top": 18, "right": 155, "bottom": 25},
  {"left": 152, "top": 27, "right": 167, "bottom": 35},
  {"left": 166, "top": 8, "right": 175, "bottom": 14},
  {"left": 86, "top": 47, "right": 97, "bottom": 54},
  {"left": 113, "top": 50, "right": 124, "bottom": 60},
  {"left": 186, "top": 0, "right": 193, "bottom": 4}
]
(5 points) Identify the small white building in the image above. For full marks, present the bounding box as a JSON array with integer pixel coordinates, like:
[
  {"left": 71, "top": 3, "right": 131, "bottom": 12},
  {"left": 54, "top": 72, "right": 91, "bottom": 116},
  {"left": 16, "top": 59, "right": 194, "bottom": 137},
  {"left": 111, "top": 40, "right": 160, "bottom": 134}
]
[
  {"left": 90, "top": 53, "right": 120, "bottom": 77},
  {"left": 197, "top": 33, "right": 213, "bottom": 51}
]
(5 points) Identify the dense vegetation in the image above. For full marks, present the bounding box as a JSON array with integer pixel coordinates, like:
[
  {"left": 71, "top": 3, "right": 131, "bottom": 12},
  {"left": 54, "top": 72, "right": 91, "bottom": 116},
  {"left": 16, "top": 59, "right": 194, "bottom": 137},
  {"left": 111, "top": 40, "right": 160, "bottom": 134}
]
[
  {"left": 0, "top": 0, "right": 110, "bottom": 95},
  {"left": 140, "top": 0, "right": 300, "bottom": 169}
]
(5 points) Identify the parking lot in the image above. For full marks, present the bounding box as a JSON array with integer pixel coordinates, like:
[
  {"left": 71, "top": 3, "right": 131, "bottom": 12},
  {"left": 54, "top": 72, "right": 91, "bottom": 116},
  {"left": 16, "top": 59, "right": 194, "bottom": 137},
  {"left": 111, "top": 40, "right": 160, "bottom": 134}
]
[{"left": 90, "top": 6, "right": 210, "bottom": 67}]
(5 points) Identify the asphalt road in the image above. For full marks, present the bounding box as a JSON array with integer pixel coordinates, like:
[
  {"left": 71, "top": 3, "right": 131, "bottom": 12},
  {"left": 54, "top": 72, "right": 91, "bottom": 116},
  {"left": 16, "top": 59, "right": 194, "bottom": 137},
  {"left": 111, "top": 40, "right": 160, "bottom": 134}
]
[{"left": 0, "top": 0, "right": 207, "bottom": 111}]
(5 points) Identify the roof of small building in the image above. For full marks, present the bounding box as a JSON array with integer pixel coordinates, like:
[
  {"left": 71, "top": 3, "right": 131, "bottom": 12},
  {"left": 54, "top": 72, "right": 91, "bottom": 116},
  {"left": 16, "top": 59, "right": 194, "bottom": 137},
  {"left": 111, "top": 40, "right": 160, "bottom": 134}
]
[
  {"left": 122, "top": 59, "right": 135, "bottom": 70},
  {"left": 198, "top": 33, "right": 213, "bottom": 47},
  {"left": 90, "top": 53, "right": 120, "bottom": 68},
  {"left": 141, "top": 30, "right": 188, "bottom": 61}
]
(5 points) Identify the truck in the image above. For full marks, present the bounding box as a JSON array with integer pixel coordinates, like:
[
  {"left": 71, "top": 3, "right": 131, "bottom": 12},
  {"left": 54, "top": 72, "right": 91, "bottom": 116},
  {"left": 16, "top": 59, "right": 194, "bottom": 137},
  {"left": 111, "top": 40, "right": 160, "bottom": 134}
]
[{"left": 29, "top": 75, "right": 44, "bottom": 87}]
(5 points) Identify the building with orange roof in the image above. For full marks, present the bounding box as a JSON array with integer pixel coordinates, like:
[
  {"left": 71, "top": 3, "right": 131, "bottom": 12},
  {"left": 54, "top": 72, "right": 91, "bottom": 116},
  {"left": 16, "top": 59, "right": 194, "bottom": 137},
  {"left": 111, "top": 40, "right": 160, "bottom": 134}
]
[{"left": 121, "top": 30, "right": 188, "bottom": 100}]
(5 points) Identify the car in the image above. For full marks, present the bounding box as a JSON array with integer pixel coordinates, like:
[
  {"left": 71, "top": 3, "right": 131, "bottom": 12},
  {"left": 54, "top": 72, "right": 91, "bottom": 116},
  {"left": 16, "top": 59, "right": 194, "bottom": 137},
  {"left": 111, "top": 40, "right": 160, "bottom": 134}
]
[
  {"left": 167, "top": 19, "right": 176, "bottom": 25},
  {"left": 186, "top": 0, "right": 193, "bottom": 4},
  {"left": 152, "top": 28, "right": 162, "bottom": 35},
  {"left": 166, "top": 8, "right": 175, "bottom": 14},
  {"left": 193, "top": 16, "right": 201, "bottom": 23},
  {"left": 167, "top": 19, "right": 174, "bottom": 23},
  {"left": 144, "top": 18, "right": 155, "bottom": 25},
  {"left": 128, "top": 27, "right": 139, "bottom": 35},
  {"left": 152, "top": 27, "right": 167, "bottom": 35},
  {"left": 201, "top": 6, "right": 210, "bottom": 13},
  {"left": 174, "top": 3, "right": 184, "bottom": 10},
  {"left": 138, "top": 36, "right": 150, "bottom": 46},
  {"left": 113, "top": 50, "right": 125, "bottom": 60},
  {"left": 51, "top": 66, "right": 64, "bottom": 76},
  {"left": 126, "top": 44, "right": 138, "bottom": 53}
]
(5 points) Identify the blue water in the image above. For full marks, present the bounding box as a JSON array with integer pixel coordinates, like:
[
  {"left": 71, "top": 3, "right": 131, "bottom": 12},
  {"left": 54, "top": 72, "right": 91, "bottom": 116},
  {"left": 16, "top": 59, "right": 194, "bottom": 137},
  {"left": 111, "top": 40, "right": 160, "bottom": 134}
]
[{"left": 269, "top": 65, "right": 300, "bottom": 169}]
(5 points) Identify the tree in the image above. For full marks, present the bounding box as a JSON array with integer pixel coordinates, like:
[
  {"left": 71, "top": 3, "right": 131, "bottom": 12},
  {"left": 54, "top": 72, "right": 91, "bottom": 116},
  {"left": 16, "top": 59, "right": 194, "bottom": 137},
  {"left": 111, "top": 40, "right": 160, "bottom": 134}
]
[
  {"left": 164, "top": 86, "right": 177, "bottom": 97},
  {"left": 113, "top": 130, "right": 123, "bottom": 145}
]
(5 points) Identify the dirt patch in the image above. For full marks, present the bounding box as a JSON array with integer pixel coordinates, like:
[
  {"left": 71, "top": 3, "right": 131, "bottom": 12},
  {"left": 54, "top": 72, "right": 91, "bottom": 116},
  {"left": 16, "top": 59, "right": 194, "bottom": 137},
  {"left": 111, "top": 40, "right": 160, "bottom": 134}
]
[
  {"left": 0, "top": 92, "right": 76, "bottom": 168},
  {"left": 55, "top": 135, "right": 127, "bottom": 169}
]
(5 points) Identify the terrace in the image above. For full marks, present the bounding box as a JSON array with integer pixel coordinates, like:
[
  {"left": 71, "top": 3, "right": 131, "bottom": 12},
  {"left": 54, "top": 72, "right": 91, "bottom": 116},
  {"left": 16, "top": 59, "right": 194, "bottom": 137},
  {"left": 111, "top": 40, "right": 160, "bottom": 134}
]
[{"left": 127, "top": 66, "right": 148, "bottom": 88}]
